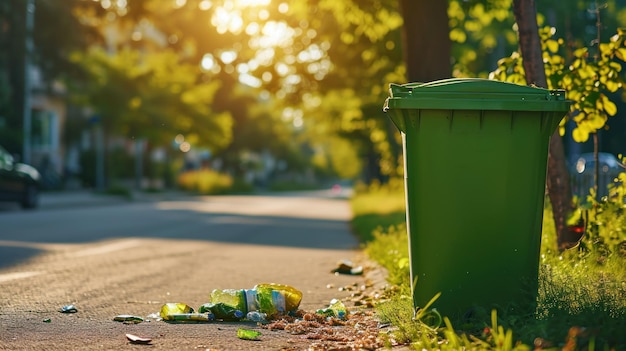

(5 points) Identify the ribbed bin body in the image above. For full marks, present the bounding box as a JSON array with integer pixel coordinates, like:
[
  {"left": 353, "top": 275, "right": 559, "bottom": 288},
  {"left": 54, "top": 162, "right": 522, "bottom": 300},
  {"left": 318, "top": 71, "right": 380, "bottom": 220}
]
[{"left": 383, "top": 78, "right": 571, "bottom": 317}]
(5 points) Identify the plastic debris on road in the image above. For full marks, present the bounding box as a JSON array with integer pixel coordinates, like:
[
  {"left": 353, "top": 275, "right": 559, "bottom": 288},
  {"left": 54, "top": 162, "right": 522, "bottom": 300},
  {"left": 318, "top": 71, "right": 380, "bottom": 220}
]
[
  {"left": 246, "top": 311, "right": 267, "bottom": 323},
  {"left": 163, "top": 313, "right": 214, "bottom": 322},
  {"left": 125, "top": 333, "right": 152, "bottom": 344},
  {"left": 156, "top": 283, "right": 302, "bottom": 325},
  {"left": 199, "top": 302, "right": 244, "bottom": 321},
  {"left": 113, "top": 315, "right": 144, "bottom": 324},
  {"left": 208, "top": 283, "right": 302, "bottom": 317},
  {"left": 43, "top": 318, "right": 51, "bottom": 323},
  {"left": 146, "top": 312, "right": 161, "bottom": 321},
  {"left": 316, "top": 299, "right": 347, "bottom": 319},
  {"left": 160, "top": 302, "right": 215, "bottom": 322},
  {"left": 160, "top": 303, "right": 192, "bottom": 317},
  {"left": 59, "top": 304, "right": 78, "bottom": 313},
  {"left": 237, "top": 328, "right": 262, "bottom": 340},
  {"left": 331, "top": 259, "right": 363, "bottom": 275}
]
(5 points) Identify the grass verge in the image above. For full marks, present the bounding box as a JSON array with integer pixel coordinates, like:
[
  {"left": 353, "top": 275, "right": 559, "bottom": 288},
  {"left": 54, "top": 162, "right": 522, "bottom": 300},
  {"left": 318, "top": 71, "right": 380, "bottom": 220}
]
[{"left": 351, "top": 181, "right": 626, "bottom": 350}]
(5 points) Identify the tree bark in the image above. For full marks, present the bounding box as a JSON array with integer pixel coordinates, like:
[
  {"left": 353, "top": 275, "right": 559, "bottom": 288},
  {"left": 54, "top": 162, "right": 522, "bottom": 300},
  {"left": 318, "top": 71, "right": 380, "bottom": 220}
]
[
  {"left": 399, "top": 0, "right": 452, "bottom": 82},
  {"left": 512, "top": 0, "right": 576, "bottom": 251}
]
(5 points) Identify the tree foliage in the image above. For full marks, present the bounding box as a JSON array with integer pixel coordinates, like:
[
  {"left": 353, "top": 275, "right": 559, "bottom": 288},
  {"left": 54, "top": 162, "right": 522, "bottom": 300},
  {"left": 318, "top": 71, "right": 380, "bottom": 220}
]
[
  {"left": 491, "top": 26, "right": 626, "bottom": 143},
  {"left": 70, "top": 47, "right": 232, "bottom": 151},
  {"left": 11, "top": 0, "right": 626, "bottom": 184}
]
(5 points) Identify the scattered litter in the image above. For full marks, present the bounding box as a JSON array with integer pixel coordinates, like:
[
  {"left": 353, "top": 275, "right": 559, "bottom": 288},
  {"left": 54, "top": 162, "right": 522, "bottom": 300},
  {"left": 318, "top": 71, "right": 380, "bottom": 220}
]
[
  {"left": 331, "top": 259, "right": 363, "bottom": 275},
  {"left": 43, "top": 318, "right": 51, "bottom": 323},
  {"left": 199, "top": 302, "right": 244, "bottom": 321},
  {"left": 146, "top": 312, "right": 161, "bottom": 320},
  {"left": 237, "top": 328, "right": 262, "bottom": 340},
  {"left": 159, "top": 303, "right": 193, "bottom": 318},
  {"left": 59, "top": 305, "right": 77, "bottom": 313},
  {"left": 208, "top": 283, "right": 302, "bottom": 317},
  {"left": 163, "top": 313, "right": 214, "bottom": 322},
  {"left": 113, "top": 315, "right": 144, "bottom": 324},
  {"left": 316, "top": 299, "right": 347, "bottom": 319},
  {"left": 125, "top": 333, "right": 152, "bottom": 344},
  {"left": 246, "top": 311, "right": 267, "bottom": 323},
  {"left": 159, "top": 303, "right": 216, "bottom": 322}
]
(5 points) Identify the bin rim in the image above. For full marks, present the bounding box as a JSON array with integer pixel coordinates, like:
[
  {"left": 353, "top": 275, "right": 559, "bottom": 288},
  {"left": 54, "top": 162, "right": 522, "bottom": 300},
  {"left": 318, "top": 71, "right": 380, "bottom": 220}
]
[{"left": 383, "top": 78, "right": 571, "bottom": 112}]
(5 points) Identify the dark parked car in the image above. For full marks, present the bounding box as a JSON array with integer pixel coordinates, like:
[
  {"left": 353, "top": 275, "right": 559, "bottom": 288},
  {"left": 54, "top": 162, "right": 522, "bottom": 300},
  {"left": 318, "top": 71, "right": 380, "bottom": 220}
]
[{"left": 0, "top": 145, "right": 41, "bottom": 209}]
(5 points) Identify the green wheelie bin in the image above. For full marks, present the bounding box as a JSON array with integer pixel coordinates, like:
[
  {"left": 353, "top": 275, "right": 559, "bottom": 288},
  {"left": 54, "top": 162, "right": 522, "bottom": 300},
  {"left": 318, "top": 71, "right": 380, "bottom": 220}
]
[{"left": 383, "top": 78, "right": 571, "bottom": 319}]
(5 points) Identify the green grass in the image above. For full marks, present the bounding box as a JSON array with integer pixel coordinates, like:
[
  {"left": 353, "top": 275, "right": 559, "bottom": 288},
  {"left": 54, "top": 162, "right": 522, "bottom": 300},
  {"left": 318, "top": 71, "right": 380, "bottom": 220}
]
[
  {"left": 350, "top": 179, "right": 406, "bottom": 243},
  {"left": 351, "top": 181, "right": 626, "bottom": 350}
]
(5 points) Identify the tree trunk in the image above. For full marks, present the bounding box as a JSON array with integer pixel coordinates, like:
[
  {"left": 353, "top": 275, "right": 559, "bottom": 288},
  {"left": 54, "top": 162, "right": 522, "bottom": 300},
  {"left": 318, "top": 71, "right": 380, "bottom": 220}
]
[
  {"left": 399, "top": 0, "right": 452, "bottom": 82},
  {"left": 512, "top": 0, "right": 576, "bottom": 251},
  {"left": 395, "top": 0, "right": 451, "bottom": 180}
]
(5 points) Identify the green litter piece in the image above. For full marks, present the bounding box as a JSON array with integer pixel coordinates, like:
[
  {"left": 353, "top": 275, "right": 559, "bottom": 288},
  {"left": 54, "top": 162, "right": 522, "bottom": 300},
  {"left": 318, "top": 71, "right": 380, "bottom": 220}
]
[
  {"left": 162, "top": 313, "right": 213, "bottom": 323},
  {"left": 59, "top": 304, "right": 77, "bottom": 313},
  {"left": 159, "top": 303, "right": 194, "bottom": 319},
  {"left": 43, "top": 318, "right": 51, "bottom": 323},
  {"left": 113, "top": 315, "right": 144, "bottom": 324},
  {"left": 237, "top": 328, "right": 262, "bottom": 340}
]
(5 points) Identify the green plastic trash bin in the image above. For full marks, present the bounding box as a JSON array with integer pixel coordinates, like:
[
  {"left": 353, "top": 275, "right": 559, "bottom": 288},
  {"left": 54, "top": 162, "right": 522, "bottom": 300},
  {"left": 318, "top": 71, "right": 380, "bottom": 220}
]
[{"left": 383, "top": 78, "right": 571, "bottom": 318}]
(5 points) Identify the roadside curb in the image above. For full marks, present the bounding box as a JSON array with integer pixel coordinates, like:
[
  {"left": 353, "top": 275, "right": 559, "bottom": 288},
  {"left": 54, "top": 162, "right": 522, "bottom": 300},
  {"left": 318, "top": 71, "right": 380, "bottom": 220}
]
[{"left": 38, "top": 191, "right": 188, "bottom": 210}]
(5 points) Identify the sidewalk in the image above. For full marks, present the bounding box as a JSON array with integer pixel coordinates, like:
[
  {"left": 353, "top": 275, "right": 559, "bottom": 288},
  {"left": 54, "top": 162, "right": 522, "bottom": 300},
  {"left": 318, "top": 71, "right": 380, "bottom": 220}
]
[
  {"left": 38, "top": 190, "right": 186, "bottom": 210},
  {"left": 38, "top": 186, "right": 351, "bottom": 210}
]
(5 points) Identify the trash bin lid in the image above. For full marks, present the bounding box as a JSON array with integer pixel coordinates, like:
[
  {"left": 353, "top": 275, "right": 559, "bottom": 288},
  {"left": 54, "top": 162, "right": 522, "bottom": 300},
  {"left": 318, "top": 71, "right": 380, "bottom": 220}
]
[{"left": 383, "top": 78, "right": 570, "bottom": 112}]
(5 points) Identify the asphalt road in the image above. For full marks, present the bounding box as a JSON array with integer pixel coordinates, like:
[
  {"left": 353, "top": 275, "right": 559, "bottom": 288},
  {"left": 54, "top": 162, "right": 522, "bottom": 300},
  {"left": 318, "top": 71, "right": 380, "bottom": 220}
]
[
  {"left": 0, "top": 190, "right": 380, "bottom": 350},
  {"left": 0, "top": 190, "right": 358, "bottom": 264}
]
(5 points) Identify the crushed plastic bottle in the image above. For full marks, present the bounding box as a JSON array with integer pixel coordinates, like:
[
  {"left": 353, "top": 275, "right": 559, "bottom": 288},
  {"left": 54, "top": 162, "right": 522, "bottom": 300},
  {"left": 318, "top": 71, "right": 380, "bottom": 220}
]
[
  {"left": 209, "top": 284, "right": 302, "bottom": 317},
  {"left": 254, "top": 283, "right": 303, "bottom": 315},
  {"left": 209, "top": 289, "right": 257, "bottom": 315},
  {"left": 316, "top": 299, "right": 347, "bottom": 319},
  {"left": 198, "top": 302, "right": 244, "bottom": 321}
]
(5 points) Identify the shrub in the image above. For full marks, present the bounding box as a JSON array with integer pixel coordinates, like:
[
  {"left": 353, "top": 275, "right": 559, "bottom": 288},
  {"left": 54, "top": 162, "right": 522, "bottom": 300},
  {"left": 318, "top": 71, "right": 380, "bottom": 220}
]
[{"left": 176, "top": 169, "right": 234, "bottom": 195}]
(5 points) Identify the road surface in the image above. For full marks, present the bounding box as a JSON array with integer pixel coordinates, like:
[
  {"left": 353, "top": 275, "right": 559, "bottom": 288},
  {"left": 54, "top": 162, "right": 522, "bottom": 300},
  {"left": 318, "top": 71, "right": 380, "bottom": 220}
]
[{"left": 0, "top": 190, "right": 385, "bottom": 350}]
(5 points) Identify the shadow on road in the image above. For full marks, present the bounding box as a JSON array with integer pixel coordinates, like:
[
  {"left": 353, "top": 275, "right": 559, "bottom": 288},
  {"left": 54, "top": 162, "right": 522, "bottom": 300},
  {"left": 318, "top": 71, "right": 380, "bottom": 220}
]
[
  {"left": 0, "top": 246, "right": 43, "bottom": 269},
  {"left": 0, "top": 191, "right": 360, "bottom": 269}
]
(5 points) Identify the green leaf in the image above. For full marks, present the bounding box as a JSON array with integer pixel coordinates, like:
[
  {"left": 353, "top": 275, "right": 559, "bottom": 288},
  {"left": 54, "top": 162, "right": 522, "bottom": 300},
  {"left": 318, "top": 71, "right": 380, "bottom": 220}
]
[
  {"left": 397, "top": 257, "right": 410, "bottom": 269},
  {"left": 546, "top": 39, "right": 559, "bottom": 53},
  {"left": 573, "top": 47, "right": 588, "bottom": 58},
  {"left": 573, "top": 112, "right": 585, "bottom": 123},
  {"left": 450, "top": 28, "right": 467, "bottom": 43},
  {"left": 606, "top": 80, "right": 622, "bottom": 92},
  {"left": 609, "top": 61, "right": 622, "bottom": 72},
  {"left": 588, "top": 113, "right": 607, "bottom": 130},
  {"left": 615, "top": 48, "right": 626, "bottom": 62},
  {"left": 599, "top": 43, "right": 613, "bottom": 56},
  {"left": 602, "top": 95, "right": 618, "bottom": 116},
  {"left": 572, "top": 127, "right": 590, "bottom": 143},
  {"left": 578, "top": 65, "right": 596, "bottom": 79},
  {"left": 549, "top": 55, "right": 563, "bottom": 65}
]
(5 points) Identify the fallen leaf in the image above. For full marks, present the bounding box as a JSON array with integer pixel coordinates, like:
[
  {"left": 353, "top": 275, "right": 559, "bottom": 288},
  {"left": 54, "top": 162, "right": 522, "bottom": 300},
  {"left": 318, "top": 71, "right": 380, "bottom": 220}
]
[{"left": 125, "top": 333, "right": 152, "bottom": 344}]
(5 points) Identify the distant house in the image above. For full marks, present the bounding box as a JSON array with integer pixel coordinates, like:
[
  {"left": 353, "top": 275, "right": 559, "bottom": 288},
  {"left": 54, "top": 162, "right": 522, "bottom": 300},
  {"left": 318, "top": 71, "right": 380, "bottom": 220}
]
[{"left": 28, "top": 64, "right": 67, "bottom": 189}]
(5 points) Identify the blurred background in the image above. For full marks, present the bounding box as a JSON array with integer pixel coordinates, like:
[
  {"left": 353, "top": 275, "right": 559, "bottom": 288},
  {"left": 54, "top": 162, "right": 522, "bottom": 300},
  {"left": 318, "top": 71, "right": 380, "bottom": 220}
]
[{"left": 1, "top": 0, "right": 626, "bottom": 195}]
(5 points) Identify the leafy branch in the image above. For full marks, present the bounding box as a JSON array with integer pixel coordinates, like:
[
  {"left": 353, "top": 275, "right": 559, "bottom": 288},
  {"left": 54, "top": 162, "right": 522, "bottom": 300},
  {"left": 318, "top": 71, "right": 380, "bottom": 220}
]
[{"left": 490, "top": 26, "right": 626, "bottom": 143}]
